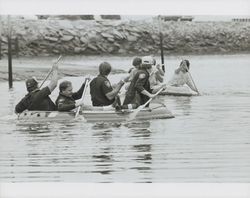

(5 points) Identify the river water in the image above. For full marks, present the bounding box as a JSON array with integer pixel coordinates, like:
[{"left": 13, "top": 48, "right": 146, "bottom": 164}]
[{"left": 0, "top": 54, "right": 250, "bottom": 182}]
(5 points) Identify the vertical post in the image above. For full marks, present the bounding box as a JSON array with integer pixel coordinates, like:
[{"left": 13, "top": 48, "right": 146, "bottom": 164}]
[
  {"left": 15, "top": 36, "right": 19, "bottom": 57},
  {"left": 8, "top": 15, "right": 13, "bottom": 89},
  {"left": 0, "top": 15, "right": 2, "bottom": 60},
  {"left": 158, "top": 15, "right": 165, "bottom": 72}
]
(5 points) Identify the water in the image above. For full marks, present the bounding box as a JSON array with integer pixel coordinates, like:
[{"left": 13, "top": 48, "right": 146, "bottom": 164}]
[{"left": 0, "top": 54, "right": 250, "bottom": 182}]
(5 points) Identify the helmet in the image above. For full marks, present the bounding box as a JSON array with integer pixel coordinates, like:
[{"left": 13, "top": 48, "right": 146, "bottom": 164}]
[
  {"left": 26, "top": 77, "right": 38, "bottom": 89},
  {"left": 132, "top": 57, "right": 142, "bottom": 67},
  {"left": 141, "top": 56, "right": 154, "bottom": 65}
]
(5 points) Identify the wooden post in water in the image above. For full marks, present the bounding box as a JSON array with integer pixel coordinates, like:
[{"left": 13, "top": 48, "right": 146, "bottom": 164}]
[
  {"left": 0, "top": 15, "right": 2, "bottom": 60},
  {"left": 8, "top": 15, "right": 13, "bottom": 88},
  {"left": 158, "top": 15, "right": 165, "bottom": 72},
  {"left": 15, "top": 36, "right": 19, "bottom": 58}
]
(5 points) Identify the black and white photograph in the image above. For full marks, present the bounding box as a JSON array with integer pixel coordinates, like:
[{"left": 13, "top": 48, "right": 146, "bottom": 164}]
[{"left": 0, "top": 0, "right": 250, "bottom": 197}]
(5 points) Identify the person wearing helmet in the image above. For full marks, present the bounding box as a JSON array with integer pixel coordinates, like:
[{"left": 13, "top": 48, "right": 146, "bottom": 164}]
[
  {"left": 90, "top": 62, "right": 129, "bottom": 109},
  {"left": 15, "top": 63, "right": 58, "bottom": 114},
  {"left": 122, "top": 56, "right": 163, "bottom": 109},
  {"left": 167, "top": 59, "right": 197, "bottom": 92}
]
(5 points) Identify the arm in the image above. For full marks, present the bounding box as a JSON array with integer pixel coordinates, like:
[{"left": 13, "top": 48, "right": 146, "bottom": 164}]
[
  {"left": 156, "top": 64, "right": 165, "bottom": 76},
  {"left": 105, "top": 80, "right": 125, "bottom": 100},
  {"left": 141, "top": 89, "right": 155, "bottom": 98},
  {"left": 72, "top": 82, "right": 86, "bottom": 100},
  {"left": 155, "top": 70, "right": 164, "bottom": 83},
  {"left": 15, "top": 96, "right": 30, "bottom": 113},
  {"left": 58, "top": 103, "right": 76, "bottom": 111}
]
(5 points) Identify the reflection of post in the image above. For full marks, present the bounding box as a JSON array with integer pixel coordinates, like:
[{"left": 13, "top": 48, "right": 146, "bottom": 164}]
[{"left": 8, "top": 15, "right": 13, "bottom": 88}]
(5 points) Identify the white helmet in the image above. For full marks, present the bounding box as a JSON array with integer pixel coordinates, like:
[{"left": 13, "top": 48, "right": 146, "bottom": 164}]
[{"left": 141, "top": 56, "right": 154, "bottom": 65}]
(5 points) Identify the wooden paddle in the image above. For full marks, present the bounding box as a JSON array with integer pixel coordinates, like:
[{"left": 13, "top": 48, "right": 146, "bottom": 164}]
[
  {"left": 188, "top": 71, "right": 200, "bottom": 95},
  {"left": 158, "top": 15, "right": 165, "bottom": 72},
  {"left": 127, "top": 87, "right": 164, "bottom": 122},
  {"left": 39, "top": 55, "right": 62, "bottom": 89},
  {"left": 75, "top": 77, "right": 90, "bottom": 118}
]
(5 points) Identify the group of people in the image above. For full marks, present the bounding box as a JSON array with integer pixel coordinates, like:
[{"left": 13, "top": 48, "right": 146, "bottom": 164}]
[{"left": 15, "top": 56, "right": 198, "bottom": 114}]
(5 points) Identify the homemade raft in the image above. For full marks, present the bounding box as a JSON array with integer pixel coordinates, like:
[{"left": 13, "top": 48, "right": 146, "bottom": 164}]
[
  {"left": 17, "top": 103, "right": 174, "bottom": 123},
  {"left": 159, "top": 85, "right": 198, "bottom": 96}
]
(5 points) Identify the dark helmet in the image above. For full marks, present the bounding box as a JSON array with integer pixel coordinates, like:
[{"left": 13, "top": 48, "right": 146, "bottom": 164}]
[
  {"left": 132, "top": 57, "right": 142, "bottom": 67},
  {"left": 26, "top": 77, "right": 38, "bottom": 92}
]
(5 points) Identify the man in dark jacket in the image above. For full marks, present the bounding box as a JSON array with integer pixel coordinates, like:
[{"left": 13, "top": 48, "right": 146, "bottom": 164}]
[
  {"left": 122, "top": 56, "right": 164, "bottom": 109},
  {"left": 55, "top": 79, "right": 88, "bottom": 111},
  {"left": 15, "top": 64, "right": 58, "bottom": 113},
  {"left": 90, "top": 62, "right": 128, "bottom": 108}
]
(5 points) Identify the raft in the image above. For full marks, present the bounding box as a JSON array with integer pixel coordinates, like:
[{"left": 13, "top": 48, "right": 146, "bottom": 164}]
[
  {"left": 159, "top": 85, "right": 198, "bottom": 96},
  {"left": 17, "top": 103, "right": 174, "bottom": 123}
]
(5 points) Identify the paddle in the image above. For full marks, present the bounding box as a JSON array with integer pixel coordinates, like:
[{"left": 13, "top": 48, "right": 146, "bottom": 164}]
[
  {"left": 158, "top": 15, "right": 165, "bottom": 72},
  {"left": 75, "top": 77, "right": 90, "bottom": 118},
  {"left": 187, "top": 71, "right": 200, "bottom": 95},
  {"left": 39, "top": 55, "right": 62, "bottom": 89},
  {"left": 127, "top": 87, "right": 164, "bottom": 122}
]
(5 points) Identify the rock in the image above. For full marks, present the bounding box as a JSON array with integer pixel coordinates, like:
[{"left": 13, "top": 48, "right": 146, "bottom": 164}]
[
  {"left": 88, "top": 43, "right": 98, "bottom": 51},
  {"left": 44, "top": 36, "right": 58, "bottom": 42},
  {"left": 101, "top": 32, "right": 114, "bottom": 39},
  {"left": 74, "top": 47, "right": 82, "bottom": 53},
  {"left": 61, "top": 35, "right": 74, "bottom": 41},
  {"left": 107, "top": 37, "right": 115, "bottom": 42},
  {"left": 127, "top": 35, "right": 138, "bottom": 42},
  {"left": 112, "top": 29, "right": 124, "bottom": 39},
  {"left": 80, "top": 36, "right": 88, "bottom": 44}
]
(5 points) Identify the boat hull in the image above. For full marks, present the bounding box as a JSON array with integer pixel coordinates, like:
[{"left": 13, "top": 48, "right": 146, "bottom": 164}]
[
  {"left": 159, "top": 85, "right": 198, "bottom": 96},
  {"left": 17, "top": 103, "right": 174, "bottom": 123}
]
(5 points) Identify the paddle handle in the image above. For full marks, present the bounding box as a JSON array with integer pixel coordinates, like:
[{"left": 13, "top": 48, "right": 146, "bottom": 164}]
[
  {"left": 144, "top": 87, "right": 164, "bottom": 108},
  {"left": 75, "top": 78, "right": 90, "bottom": 118},
  {"left": 127, "top": 87, "right": 164, "bottom": 121},
  {"left": 39, "top": 55, "right": 62, "bottom": 89},
  {"left": 188, "top": 71, "right": 200, "bottom": 95}
]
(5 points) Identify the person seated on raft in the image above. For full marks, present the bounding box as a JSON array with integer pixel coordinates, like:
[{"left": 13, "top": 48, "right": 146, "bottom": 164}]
[
  {"left": 15, "top": 64, "right": 58, "bottom": 114},
  {"left": 149, "top": 57, "right": 165, "bottom": 93},
  {"left": 90, "top": 62, "right": 129, "bottom": 110},
  {"left": 55, "top": 79, "right": 89, "bottom": 111},
  {"left": 125, "top": 57, "right": 142, "bottom": 90},
  {"left": 121, "top": 56, "right": 166, "bottom": 110},
  {"left": 167, "top": 59, "right": 197, "bottom": 92}
]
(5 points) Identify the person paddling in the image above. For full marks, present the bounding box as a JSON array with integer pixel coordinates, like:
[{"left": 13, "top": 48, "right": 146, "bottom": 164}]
[
  {"left": 90, "top": 62, "right": 129, "bottom": 110},
  {"left": 167, "top": 60, "right": 198, "bottom": 92},
  {"left": 149, "top": 58, "right": 165, "bottom": 93},
  {"left": 122, "top": 56, "right": 165, "bottom": 110},
  {"left": 55, "top": 78, "right": 89, "bottom": 112},
  {"left": 15, "top": 63, "right": 58, "bottom": 114}
]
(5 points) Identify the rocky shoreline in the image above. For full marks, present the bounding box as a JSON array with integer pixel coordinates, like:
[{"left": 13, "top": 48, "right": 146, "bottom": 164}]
[{"left": 1, "top": 19, "right": 250, "bottom": 57}]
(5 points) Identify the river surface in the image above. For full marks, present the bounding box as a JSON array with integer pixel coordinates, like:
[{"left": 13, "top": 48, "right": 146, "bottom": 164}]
[{"left": 0, "top": 54, "right": 250, "bottom": 182}]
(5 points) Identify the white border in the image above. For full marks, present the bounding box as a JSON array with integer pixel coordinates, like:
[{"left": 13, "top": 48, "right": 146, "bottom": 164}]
[
  {"left": 0, "top": 0, "right": 249, "bottom": 15},
  {"left": 0, "top": 0, "right": 250, "bottom": 198},
  {"left": 1, "top": 183, "right": 250, "bottom": 198}
]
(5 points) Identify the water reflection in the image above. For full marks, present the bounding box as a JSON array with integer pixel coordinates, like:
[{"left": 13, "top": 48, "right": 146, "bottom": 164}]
[{"left": 128, "top": 122, "right": 153, "bottom": 182}]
